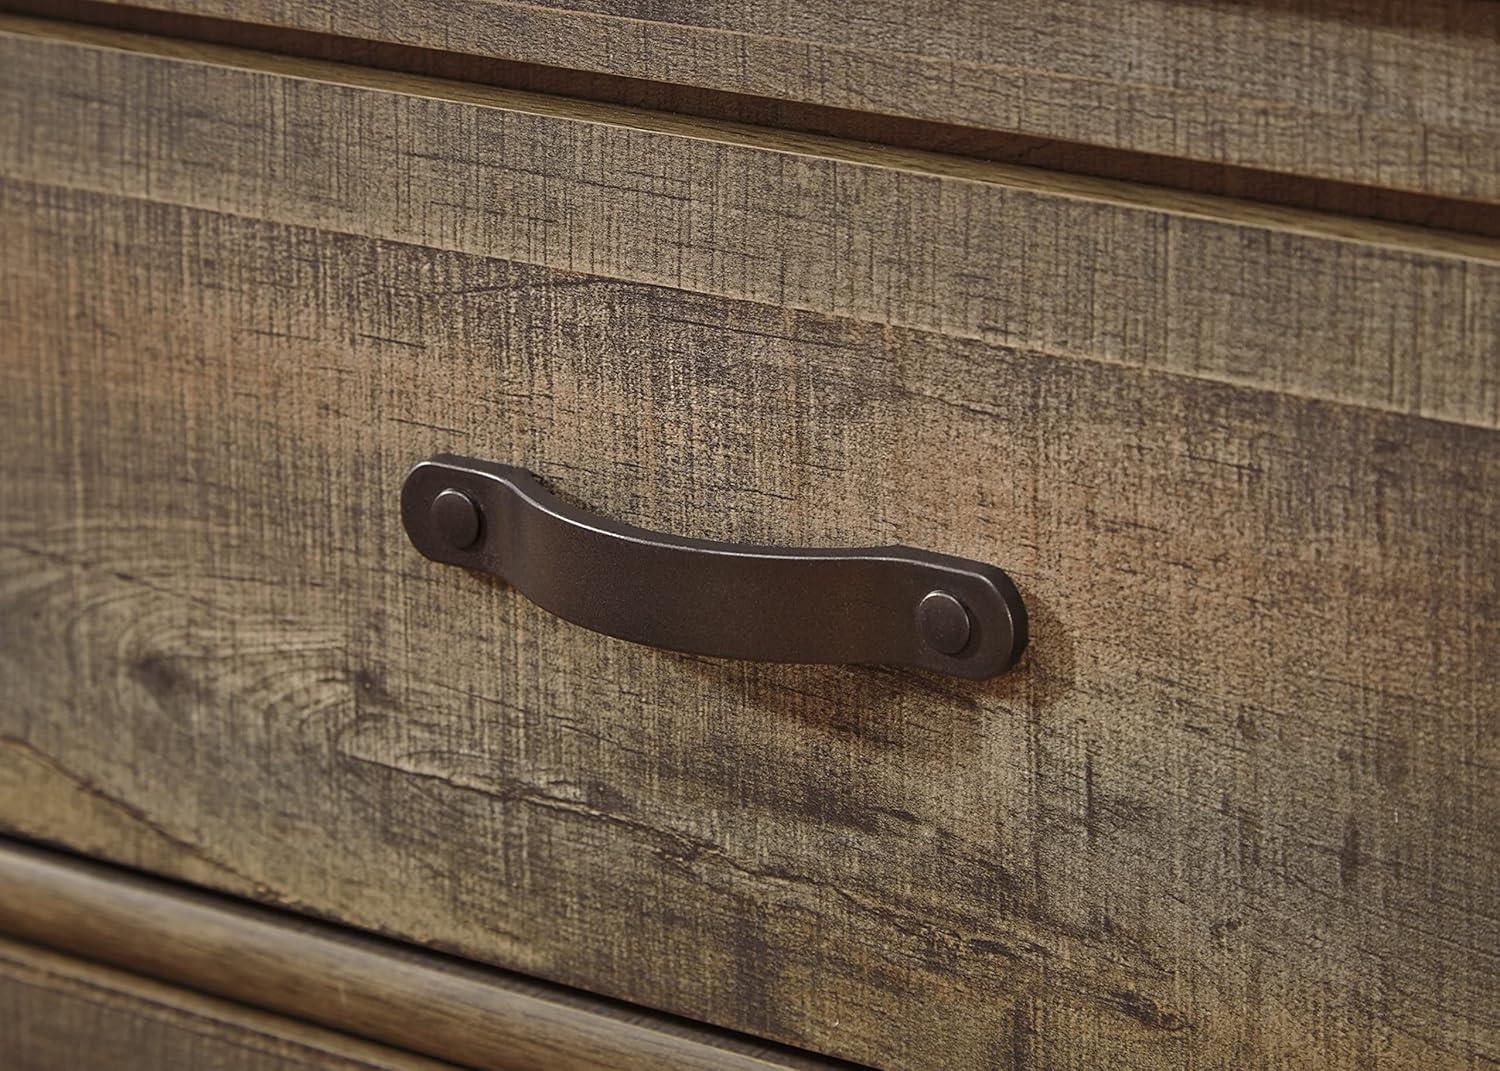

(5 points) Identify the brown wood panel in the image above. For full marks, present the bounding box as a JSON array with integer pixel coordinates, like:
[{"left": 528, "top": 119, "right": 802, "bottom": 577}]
[
  {"left": 16, "top": 0, "right": 1500, "bottom": 239},
  {"left": 0, "top": 840, "right": 845, "bottom": 1071},
  {"left": 71, "top": 0, "right": 1500, "bottom": 206},
  {"left": 0, "top": 935, "right": 456, "bottom": 1071},
  {"left": 1, "top": 17, "right": 1499, "bottom": 430},
  {"left": 1, "top": 176, "right": 1496, "bottom": 1069}
]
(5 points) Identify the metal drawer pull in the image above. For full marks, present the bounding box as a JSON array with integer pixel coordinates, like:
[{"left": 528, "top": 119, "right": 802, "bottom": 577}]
[{"left": 401, "top": 455, "right": 1027, "bottom": 678}]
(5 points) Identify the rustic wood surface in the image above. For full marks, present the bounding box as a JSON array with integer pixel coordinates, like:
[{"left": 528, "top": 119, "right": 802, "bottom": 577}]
[
  {"left": 71, "top": 0, "right": 1500, "bottom": 206},
  {"left": 0, "top": 839, "right": 842, "bottom": 1071},
  {"left": 2, "top": 18, "right": 1499, "bottom": 432},
  {"left": 1, "top": 170, "right": 1496, "bottom": 1069},
  {"left": 0, "top": 934, "right": 459, "bottom": 1071},
  {"left": 11, "top": 0, "right": 1499, "bottom": 239}
]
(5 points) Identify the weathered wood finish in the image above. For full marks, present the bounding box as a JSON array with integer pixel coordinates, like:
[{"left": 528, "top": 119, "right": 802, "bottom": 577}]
[
  {"left": 2, "top": 19, "right": 1499, "bottom": 431},
  {"left": 78, "top": 0, "right": 1500, "bottom": 205},
  {"left": 1, "top": 172, "right": 1496, "bottom": 1068},
  {"left": 0, "top": 840, "right": 841, "bottom": 1071},
  {"left": 0, "top": 936, "right": 457, "bottom": 1070},
  {"left": 13, "top": 0, "right": 1499, "bottom": 238}
]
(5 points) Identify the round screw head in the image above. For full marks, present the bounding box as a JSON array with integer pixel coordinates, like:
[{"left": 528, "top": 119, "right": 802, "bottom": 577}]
[
  {"left": 918, "top": 590, "right": 971, "bottom": 656},
  {"left": 430, "top": 488, "right": 482, "bottom": 550}
]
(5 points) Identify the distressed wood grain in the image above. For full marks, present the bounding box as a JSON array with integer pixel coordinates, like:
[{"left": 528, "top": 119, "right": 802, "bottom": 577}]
[
  {"left": 0, "top": 840, "right": 844, "bottom": 1071},
  {"left": 15, "top": 0, "right": 1500, "bottom": 239},
  {"left": 1, "top": 177, "right": 1496, "bottom": 1069},
  {"left": 2, "top": 17, "right": 1499, "bottom": 430},
  {"left": 0, "top": 936, "right": 458, "bottom": 1071},
  {"left": 72, "top": 0, "right": 1500, "bottom": 206}
]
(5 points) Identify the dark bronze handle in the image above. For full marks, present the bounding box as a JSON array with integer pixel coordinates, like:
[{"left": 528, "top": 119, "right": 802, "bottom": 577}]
[{"left": 401, "top": 455, "right": 1027, "bottom": 678}]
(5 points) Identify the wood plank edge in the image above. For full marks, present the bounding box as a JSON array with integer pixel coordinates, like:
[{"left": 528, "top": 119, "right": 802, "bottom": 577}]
[
  {"left": 12, "top": 0, "right": 1500, "bottom": 241},
  {"left": 0, "top": 934, "right": 461, "bottom": 1069},
  {"left": 54, "top": 0, "right": 1500, "bottom": 212},
  {"left": 1, "top": 9, "right": 1497, "bottom": 266},
  {"left": 0, "top": 837, "right": 860, "bottom": 1071},
  {"left": 4, "top": 168, "right": 1498, "bottom": 437}
]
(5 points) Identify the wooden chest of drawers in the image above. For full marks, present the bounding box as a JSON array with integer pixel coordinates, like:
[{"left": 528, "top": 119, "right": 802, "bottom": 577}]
[{"left": 1, "top": 3, "right": 1496, "bottom": 1068}]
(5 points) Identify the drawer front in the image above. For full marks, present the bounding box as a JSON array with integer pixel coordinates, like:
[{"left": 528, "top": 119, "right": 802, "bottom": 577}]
[
  {"left": 0, "top": 840, "right": 838, "bottom": 1071},
  {"left": 2, "top": 938, "right": 453, "bottom": 1071},
  {"left": 2, "top": 16, "right": 1498, "bottom": 1071},
  {"left": 71, "top": 0, "right": 1500, "bottom": 205},
  {"left": 3, "top": 19, "right": 1498, "bottom": 429}
]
